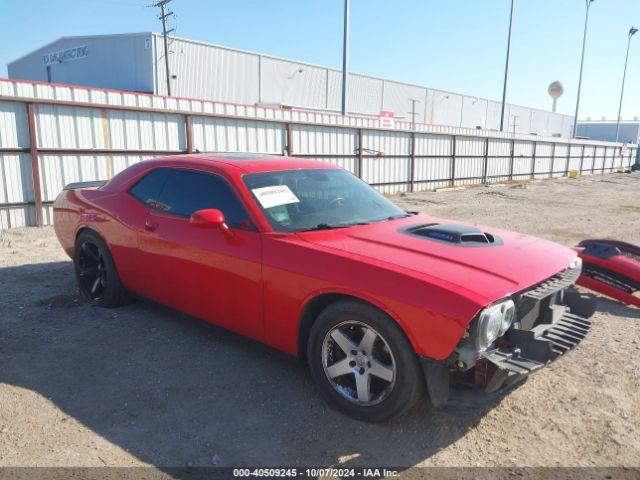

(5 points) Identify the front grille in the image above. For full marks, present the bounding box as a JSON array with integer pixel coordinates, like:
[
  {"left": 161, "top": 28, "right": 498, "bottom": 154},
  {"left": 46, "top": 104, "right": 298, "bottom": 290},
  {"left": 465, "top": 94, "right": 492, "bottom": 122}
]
[
  {"left": 541, "top": 311, "right": 592, "bottom": 356},
  {"left": 480, "top": 308, "right": 593, "bottom": 393},
  {"left": 522, "top": 266, "right": 581, "bottom": 301}
]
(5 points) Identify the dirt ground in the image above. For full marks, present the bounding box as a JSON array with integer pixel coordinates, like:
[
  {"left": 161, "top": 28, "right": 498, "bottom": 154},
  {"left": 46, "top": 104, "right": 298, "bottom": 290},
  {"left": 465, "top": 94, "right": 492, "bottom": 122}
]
[{"left": 0, "top": 172, "right": 639, "bottom": 470}]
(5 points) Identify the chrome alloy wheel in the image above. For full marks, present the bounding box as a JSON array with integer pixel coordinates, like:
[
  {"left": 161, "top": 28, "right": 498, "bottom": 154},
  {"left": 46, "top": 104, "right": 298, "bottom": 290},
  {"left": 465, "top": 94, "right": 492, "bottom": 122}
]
[
  {"left": 321, "top": 321, "right": 396, "bottom": 405},
  {"left": 77, "top": 241, "right": 107, "bottom": 301}
]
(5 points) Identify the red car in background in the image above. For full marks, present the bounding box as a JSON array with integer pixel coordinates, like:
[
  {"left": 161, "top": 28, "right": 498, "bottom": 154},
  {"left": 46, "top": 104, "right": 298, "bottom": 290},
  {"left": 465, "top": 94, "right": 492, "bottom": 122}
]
[{"left": 53, "top": 154, "right": 595, "bottom": 421}]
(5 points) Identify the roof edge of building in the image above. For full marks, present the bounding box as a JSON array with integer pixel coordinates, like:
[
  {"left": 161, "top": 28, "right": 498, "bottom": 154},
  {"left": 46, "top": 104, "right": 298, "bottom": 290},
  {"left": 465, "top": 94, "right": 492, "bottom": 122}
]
[
  {"left": 8, "top": 31, "right": 573, "bottom": 119},
  {"left": 578, "top": 120, "right": 640, "bottom": 124},
  {"left": 7, "top": 32, "right": 153, "bottom": 67}
]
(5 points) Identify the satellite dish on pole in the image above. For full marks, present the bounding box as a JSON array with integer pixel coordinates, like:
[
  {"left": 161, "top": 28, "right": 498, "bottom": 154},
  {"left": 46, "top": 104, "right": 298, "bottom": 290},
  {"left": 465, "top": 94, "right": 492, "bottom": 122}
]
[{"left": 548, "top": 81, "right": 564, "bottom": 112}]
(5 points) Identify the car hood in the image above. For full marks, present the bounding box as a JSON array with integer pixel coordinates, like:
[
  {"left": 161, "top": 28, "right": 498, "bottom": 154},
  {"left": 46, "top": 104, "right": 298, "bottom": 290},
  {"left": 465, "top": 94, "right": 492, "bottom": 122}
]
[{"left": 296, "top": 214, "right": 577, "bottom": 304}]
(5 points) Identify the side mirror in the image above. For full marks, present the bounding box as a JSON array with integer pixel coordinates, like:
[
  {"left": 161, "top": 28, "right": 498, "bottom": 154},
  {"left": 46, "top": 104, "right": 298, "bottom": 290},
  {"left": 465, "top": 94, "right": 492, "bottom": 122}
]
[{"left": 190, "top": 209, "right": 235, "bottom": 238}]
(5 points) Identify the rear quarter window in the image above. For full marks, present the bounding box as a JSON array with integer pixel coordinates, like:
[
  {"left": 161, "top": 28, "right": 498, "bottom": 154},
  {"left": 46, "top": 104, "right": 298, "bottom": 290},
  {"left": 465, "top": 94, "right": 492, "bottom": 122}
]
[{"left": 129, "top": 168, "right": 169, "bottom": 208}]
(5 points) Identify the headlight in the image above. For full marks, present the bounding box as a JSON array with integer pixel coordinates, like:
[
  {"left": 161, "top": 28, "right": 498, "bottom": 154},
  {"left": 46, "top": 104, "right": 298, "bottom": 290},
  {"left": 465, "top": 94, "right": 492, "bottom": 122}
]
[
  {"left": 475, "top": 299, "right": 516, "bottom": 351},
  {"left": 569, "top": 256, "right": 582, "bottom": 271}
]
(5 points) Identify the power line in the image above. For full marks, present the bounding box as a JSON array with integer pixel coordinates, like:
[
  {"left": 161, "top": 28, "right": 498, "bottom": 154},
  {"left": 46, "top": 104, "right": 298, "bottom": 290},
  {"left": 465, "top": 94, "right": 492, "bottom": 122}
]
[
  {"left": 86, "top": 0, "right": 146, "bottom": 7},
  {"left": 148, "top": 0, "right": 175, "bottom": 96}
]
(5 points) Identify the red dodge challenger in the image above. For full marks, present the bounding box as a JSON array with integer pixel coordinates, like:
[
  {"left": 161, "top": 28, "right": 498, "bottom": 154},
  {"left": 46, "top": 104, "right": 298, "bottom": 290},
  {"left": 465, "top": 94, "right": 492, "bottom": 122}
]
[{"left": 53, "top": 154, "right": 596, "bottom": 421}]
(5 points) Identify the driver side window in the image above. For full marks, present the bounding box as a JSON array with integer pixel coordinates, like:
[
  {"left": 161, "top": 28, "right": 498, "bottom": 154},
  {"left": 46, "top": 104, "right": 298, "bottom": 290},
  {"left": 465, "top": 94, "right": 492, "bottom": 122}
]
[{"left": 130, "top": 168, "right": 253, "bottom": 229}]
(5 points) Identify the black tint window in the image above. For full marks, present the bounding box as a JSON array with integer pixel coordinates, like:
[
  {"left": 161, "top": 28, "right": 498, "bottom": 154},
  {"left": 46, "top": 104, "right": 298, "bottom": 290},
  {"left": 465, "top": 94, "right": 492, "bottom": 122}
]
[
  {"left": 129, "top": 168, "right": 169, "bottom": 208},
  {"left": 157, "top": 169, "right": 250, "bottom": 227}
]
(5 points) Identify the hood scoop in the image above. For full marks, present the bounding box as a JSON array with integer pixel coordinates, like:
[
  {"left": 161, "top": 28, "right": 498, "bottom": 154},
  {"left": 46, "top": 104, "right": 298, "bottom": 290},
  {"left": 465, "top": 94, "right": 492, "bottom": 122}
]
[{"left": 401, "top": 223, "right": 502, "bottom": 247}]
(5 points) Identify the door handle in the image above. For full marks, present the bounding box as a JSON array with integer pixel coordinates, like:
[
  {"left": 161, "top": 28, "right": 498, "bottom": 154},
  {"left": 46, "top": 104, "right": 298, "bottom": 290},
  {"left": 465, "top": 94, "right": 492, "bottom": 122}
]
[{"left": 144, "top": 220, "right": 159, "bottom": 232}]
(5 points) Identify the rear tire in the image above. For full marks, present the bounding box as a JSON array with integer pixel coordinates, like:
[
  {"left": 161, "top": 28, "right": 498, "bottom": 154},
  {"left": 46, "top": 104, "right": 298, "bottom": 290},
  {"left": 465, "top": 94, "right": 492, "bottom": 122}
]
[
  {"left": 307, "top": 300, "right": 425, "bottom": 422},
  {"left": 74, "top": 230, "right": 129, "bottom": 308}
]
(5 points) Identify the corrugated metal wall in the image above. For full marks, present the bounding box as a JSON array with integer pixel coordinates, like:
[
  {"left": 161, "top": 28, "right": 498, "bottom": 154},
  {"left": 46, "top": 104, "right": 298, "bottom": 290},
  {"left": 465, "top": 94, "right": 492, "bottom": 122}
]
[
  {"left": 8, "top": 33, "right": 575, "bottom": 137},
  {"left": 0, "top": 78, "right": 637, "bottom": 229},
  {"left": 0, "top": 99, "right": 33, "bottom": 228},
  {"left": 8, "top": 34, "right": 154, "bottom": 93},
  {"left": 155, "top": 35, "right": 574, "bottom": 137},
  {"left": 576, "top": 121, "right": 640, "bottom": 144}
]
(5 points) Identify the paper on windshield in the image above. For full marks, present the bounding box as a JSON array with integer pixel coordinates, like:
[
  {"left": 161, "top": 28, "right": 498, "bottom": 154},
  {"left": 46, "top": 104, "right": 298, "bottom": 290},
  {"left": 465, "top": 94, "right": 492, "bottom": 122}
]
[{"left": 252, "top": 185, "right": 300, "bottom": 209}]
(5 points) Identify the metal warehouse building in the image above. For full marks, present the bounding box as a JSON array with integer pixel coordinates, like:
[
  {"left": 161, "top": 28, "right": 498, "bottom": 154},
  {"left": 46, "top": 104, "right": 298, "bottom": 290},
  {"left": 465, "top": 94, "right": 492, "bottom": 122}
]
[
  {"left": 577, "top": 120, "right": 640, "bottom": 144},
  {"left": 8, "top": 32, "right": 574, "bottom": 137}
]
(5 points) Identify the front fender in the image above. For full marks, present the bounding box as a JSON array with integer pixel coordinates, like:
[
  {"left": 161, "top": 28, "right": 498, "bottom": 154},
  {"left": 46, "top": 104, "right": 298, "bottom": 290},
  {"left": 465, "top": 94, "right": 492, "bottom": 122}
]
[{"left": 296, "top": 287, "right": 415, "bottom": 360}]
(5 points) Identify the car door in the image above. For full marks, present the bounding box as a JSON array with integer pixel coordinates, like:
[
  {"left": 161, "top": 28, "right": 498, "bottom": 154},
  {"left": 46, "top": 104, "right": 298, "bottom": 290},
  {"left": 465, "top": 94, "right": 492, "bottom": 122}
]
[
  {"left": 118, "top": 167, "right": 171, "bottom": 290},
  {"left": 136, "top": 167, "right": 264, "bottom": 342}
]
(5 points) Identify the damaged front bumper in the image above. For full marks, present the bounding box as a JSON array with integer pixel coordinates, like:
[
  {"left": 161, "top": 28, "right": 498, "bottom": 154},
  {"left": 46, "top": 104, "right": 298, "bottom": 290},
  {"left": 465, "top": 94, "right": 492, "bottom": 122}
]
[{"left": 422, "top": 269, "right": 597, "bottom": 410}]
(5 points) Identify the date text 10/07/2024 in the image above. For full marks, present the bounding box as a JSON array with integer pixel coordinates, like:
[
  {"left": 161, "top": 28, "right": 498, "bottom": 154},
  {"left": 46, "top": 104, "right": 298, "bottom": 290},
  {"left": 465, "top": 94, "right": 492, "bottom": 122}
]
[{"left": 232, "top": 468, "right": 400, "bottom": 478}]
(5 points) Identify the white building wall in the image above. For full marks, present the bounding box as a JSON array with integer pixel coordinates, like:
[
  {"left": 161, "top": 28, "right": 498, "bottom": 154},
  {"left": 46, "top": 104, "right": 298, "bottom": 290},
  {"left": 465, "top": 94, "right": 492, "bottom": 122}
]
[
  {"left": 260, "top": 57, "right": 327, "bottom": 110},
  {"left": 427, "top": 89, "right": 462, "bottom": 127},
  {"left": 381, "top": 81, "right": 427, "bottom": 122},
  {"left": 155, "top": 35, "right": 260, "bottom": 105},
  {"left": 9, "top": 33, "right": 575, "bottom": 137},
  {"left": 8, "top": 33, "right": 154, "bottom": 93},
  {"left": 460, "top": 96, "right": 489, "bottom": 130}
]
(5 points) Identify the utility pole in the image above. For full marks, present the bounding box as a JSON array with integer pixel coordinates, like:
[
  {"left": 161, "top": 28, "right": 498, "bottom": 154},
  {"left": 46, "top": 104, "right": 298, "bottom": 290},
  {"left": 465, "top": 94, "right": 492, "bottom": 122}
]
[
  {"left": 341, "top": 0, "right": 350, "bottom": 115},
  {"left": 615, "top": 27, "right": 638, "bottom": 142},
  {"left": 408, "top": 99, "right": 421, "bottom": 130},
  {"left": 511, "top": 115, "right": 519, "bottom": 138},
  {"left": 151, "top": 0, "right": 175, "bottom": 96},
  {"left": 500, "top": 0, "right": 515, "bottom": 132},
  {"left": 573, "top": 0, "right": 595, "bottom": 138}
]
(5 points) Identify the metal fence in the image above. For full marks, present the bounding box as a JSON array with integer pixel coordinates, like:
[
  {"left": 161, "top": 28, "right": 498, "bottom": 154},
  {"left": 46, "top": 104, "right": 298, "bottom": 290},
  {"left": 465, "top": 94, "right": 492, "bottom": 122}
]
[{"left": 0, "top": 78, "right": 637, "bottom": 229}]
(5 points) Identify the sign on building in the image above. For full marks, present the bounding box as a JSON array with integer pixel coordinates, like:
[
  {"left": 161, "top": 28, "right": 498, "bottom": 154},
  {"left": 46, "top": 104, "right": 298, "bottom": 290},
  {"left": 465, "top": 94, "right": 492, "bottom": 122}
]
[
  {"left": 379, "top": 111, "right": 395, "bottom": 129},
  {"left": 43, "top": 46, "right": 89, "bottom": 65}
]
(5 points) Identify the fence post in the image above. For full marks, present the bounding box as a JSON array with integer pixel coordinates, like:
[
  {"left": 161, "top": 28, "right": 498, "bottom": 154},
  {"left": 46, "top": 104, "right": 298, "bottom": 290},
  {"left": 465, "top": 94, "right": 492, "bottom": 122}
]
[
  {"left": 357, "top": 129, "right": 364, "bottom": 179},
  {"left": 579, "top": 144, "right": 585, "bottom": 174},
  {"left": 550, "top": 142, "right": 556, "bottom": 178},
  {"left": 409, "top": 131, "right": 416, "bottom": 192},
  {"left": 101, "top": 108, "right": 112, "bottom": 178},
  {"left": 565, "top": 143, "right": 571, "bottom": 176},
  {"left": 185, "top": 115, "right": 193, "bottom": 153},
  {"left": 450, "top": 135, "right": 456, "bottom": 187},
  {"left": 482, "top": 136, "right": 489, "bottom": 184},
  {"left": 26, "top": 103, "right": 43, "bottom": 227},
  {"left": 531, "top": 141, "right": 537, "bottom": 179},
  {"left": 285, "top": 123, "right": 293, "bottom": 156}
]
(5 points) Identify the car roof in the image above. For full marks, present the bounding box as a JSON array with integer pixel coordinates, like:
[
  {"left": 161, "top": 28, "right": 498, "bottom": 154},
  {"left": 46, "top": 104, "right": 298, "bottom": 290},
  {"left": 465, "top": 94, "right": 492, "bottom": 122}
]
[{"left": 152, "top": 153, "right": 341, "bottom": 174}]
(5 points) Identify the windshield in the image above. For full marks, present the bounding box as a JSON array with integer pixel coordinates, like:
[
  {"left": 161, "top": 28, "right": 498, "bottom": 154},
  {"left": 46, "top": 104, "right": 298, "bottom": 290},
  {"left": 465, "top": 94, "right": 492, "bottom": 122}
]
[{"left": 243, "top": 169, "right": 409, "bottom": 232}]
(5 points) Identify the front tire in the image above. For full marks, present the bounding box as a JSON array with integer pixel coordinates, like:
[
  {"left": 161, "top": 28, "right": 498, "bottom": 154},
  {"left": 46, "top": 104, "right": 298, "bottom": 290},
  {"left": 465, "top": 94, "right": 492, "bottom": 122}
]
[
  {"left": 74, "top": 230, "right": 129, "bottom": 308},
  {"left": 307, "top": 300, "right": 425, "bottom": 422}
]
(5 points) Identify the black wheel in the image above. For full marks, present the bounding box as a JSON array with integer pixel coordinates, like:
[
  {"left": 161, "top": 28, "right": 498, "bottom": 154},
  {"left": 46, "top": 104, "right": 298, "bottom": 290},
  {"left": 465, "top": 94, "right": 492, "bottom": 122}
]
[
  {"left": 307, "top": 300, "right": 425, "bottom": 422},
  {"left": 74, "top": 230, "right": 129, "bottom": 308}
]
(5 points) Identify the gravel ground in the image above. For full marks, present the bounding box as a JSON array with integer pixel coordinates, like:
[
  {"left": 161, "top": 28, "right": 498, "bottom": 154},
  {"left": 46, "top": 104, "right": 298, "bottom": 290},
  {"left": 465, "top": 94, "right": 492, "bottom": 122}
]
[{"left": 0, "top": 172, "right": 639, "bottom": 470}]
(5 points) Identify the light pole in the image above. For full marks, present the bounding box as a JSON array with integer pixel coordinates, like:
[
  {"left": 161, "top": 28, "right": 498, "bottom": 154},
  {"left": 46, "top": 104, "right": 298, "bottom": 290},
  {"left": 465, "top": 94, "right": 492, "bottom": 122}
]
[
  {"left": 499, "top": 0, "right": 515, "bottom": 132},
  {"left": 572, "top": 0, "right": 595, "bottom": 138},
  {"left": 615, "top": 27, "right": 638, "bottom": 142},
  {"left": 341, "top": 0, "right": 350, "bottom": 116}
]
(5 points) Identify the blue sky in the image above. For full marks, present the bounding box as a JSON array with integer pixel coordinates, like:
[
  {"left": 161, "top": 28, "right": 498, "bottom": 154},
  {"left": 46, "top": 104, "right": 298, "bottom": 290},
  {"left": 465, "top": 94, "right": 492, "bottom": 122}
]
[{"left": 1, "top": 0, "right": 638, "bottom": 119}]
